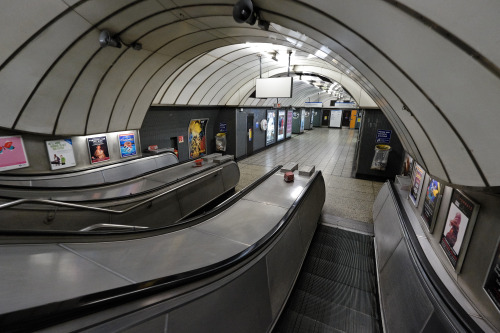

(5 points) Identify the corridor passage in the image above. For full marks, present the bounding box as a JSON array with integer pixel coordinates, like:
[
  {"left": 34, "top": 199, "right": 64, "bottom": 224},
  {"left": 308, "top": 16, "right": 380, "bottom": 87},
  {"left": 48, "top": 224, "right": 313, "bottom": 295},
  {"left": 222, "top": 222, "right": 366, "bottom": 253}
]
[{"left": 237, "top": 128, "right": 383, "bottom": 223}]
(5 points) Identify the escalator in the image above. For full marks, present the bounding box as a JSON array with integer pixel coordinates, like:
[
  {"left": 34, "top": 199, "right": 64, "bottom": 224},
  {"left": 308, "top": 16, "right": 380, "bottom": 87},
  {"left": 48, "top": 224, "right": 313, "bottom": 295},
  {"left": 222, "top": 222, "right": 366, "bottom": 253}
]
[{"left": 274, "top": 224, "right": 382, "bottom": 333}]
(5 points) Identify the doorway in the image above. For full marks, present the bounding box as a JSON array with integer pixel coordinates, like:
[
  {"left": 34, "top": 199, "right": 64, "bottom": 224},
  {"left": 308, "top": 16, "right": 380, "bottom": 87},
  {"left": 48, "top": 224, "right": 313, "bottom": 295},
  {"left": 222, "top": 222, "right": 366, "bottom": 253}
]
[{"left": 321, "top": 110, "right": 329, "bottom": 126}]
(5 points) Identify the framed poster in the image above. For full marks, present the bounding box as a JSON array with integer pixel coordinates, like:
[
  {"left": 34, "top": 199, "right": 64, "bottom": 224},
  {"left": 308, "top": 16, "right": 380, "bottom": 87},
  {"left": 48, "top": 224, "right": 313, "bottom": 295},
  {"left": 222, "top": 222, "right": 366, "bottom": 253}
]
[
  {"left": 46, "top": 139, "right": 76, "bottom": 170},
  {"left": 300, "top": 109, "right": 305, "bottom": 132},
  {"left": 0, "top": 136, "right": 29, "bottom": 172},
  {"left": 484, "top": 237, "right": 500, "bottom": 312},
  {"left": 277, "top": 110, "right": 286, "bottom": 141},
  {"left": 188, "top": 119, "right": 208, "bottom": 159},
  {"left": 421, "top": 178, "right": 442, "bottom": 232},
  {"left": 329, "top": 110, "right": 342, "bottom": 128},
  {"left": 286, "top": 110, "right": 293, "bottom": 138},
  {"left": 402, "top": 152, "right": 414, "bottom": 176},
  {"left": 266, "top": 110, "right": 276, "bottom": 146},
  {"left": 439, "top": 190, "right": 480, "bottom": 272},
  {"left": 409, "top": 163, "right": 425, "bottom": 206},
  {"left": 118, "top": 133, "right": 137, "bottom": 158},
  {"left": 87, "top": 136, "right": 110, "bottom": 164}
]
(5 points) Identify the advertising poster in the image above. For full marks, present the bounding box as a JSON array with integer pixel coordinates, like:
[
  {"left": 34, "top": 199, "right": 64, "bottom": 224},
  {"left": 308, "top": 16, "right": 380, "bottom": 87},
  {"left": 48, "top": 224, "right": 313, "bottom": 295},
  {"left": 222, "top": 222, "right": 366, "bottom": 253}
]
[
  {"left": 484, "top": 238, "right": 500, "bottom": 312},
  {"left": 300, "top": 109, "right": 305, "bottom": 132},
  {"left": 286, "top": 110, "right": 293, "bottom": 138},
  {"left": 277, "top": 110, "right": 286, "bottom": 141},
  {"left": 0, "top": 136, "right": 29, "bottom": 172},
  {"left": 440, "top": 190, "right": 479, "bottom": 270},
  {"left": 87, "top": 136, "right": 110, "bottom": 164},
  {"left": 266, "top": 110, "right": 276, "bottom": 146},
  {"left": 409, "top": 163, "right": 425, "bottom": 206},
  {"left": 402, "top": 152, "right": 414, "bottom": 176},
  {"left": 188, "top": 119, "right": 208, "bottom": 159},
  {"left": 46, "top": 139, "right": 76, "bottom": 170},
  {"left": 421, "top": 178, "right": 442, "bottom": 231},
  {"left": 118, "top": 133, "right": 137, "bottom": 158}
]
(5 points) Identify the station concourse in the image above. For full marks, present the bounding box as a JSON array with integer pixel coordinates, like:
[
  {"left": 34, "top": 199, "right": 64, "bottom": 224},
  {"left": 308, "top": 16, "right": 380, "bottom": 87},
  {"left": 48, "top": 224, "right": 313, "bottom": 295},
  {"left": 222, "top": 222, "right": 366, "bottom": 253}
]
[{"left": 0, "top": 1, "right": 500, "bottom": 332}]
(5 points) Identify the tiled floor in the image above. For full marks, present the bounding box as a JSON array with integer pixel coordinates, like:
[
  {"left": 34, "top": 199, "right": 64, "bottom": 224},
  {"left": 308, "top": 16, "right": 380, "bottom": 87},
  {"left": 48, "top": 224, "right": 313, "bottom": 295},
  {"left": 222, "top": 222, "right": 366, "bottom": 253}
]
[{"left": 237, "top": 127, "right": 384, "bottom": 223}]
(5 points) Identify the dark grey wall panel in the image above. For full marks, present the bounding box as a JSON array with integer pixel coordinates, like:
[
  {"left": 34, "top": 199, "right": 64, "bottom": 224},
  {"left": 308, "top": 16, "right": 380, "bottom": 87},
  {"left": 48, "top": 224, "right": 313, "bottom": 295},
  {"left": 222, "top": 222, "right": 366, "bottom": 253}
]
[{"left": 140, "top": 106, "right": 219, "bottom": 162}]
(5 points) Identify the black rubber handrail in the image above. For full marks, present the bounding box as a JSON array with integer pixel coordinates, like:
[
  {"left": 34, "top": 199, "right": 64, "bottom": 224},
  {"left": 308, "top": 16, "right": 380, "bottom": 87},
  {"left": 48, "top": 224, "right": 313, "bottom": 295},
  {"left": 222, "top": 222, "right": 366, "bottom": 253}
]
[
  {"left": 388, "top": 181, "right": 482, "bottom": 332},
  {"left": 0, "top": 170, "right": 322, "bottom": 332}
]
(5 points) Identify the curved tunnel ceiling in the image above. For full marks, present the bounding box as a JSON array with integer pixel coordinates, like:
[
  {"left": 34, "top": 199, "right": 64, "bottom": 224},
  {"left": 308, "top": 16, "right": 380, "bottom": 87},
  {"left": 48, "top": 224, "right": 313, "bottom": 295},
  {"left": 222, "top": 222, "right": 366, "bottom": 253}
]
[{"left": 0, "top": 0, "right": 499, "bottom": 188}]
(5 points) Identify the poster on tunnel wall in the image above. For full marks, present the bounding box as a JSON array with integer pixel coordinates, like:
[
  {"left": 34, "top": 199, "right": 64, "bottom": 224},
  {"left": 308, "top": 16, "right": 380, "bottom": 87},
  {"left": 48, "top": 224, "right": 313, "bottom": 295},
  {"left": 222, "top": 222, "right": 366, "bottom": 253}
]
[
  {"left": 0, "top": 135, "right": 29, "bottom": 172},
  {"left": 421, "top": 178, "right": 442, "bottom": 232},
  {"left": 286, "top": 110, "right": 293, "bottom": 138},
  {"left": 118, "top": 133, "right": 137, "bottom": 158},
  {"left": 266, "top": 110, "right": 276, "bottom": 146},
  {"left": 439, "top": 190, "right": 479, "bottom": 272},
  {"left": 277, "top": 110, "right": 285, "bottom": 141},
  {"left": 46, "top": 139, "right": 76, "bottom": 170},
  {"left": 484, "top": 237, "right": 500, "bottom": 312},
  {"left": 188, "top": 119, "right": 208, "bottom": 159},
  {"left": 409, "top": 163, "right": 425, "bottom": 206},
  {"left": 87, "top": 136, "right": 110, "bottom": 164}
]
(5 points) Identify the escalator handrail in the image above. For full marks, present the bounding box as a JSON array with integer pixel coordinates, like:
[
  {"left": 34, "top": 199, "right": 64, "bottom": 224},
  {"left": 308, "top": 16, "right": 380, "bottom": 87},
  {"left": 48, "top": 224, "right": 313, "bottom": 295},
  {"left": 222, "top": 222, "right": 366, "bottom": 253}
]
[
  {"left": 388, "top": 181, "right": 483, "bottom": 332},
  {"left": 0, "top": 167, "right": 223, "bottom": 214},
  {"left": 0, "top": 170, "right": 323, "bottom": 332}
]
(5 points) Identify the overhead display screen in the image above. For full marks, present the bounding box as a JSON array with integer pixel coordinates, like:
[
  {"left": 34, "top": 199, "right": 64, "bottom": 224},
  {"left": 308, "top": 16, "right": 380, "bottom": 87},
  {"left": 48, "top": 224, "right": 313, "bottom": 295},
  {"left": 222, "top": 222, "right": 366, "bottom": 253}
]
[{"left": 256, "top": 77, "right": 293, "bottom": 98}]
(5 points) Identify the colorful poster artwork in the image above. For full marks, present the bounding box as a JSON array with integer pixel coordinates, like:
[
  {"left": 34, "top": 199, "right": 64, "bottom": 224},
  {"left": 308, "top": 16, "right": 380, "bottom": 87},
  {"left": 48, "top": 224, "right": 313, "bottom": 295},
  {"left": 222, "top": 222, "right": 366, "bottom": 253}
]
[
  {"left": 484, "top": 238, "right": 500, "bottom": 311},
  {"left": 421, "top": 178, "right": 441, "bottom": 229},
  {"left": 440, "top": 190, "right": 477, "bottom": 268},
  {"left": 277, "top": 110, "right": 286, "bottom": 141},
  {"left": 87, "top": 136, "right": 110, "bottom": 164},
  {"left": 286, "top": 110, "right": 293, "bottom": 138},
  {"left": 409, "top": 163, "right": 425, "bottom": 206},
  {"left": 46, "top": 139, "right": 76, "bottom": 170},
  {"left": 0, "top": 136, "right": 29, "bottom": 172},
  {"left": 188, "top": 119, "right": 208, "bottom": 159},
  {"left": 266, "top": 110, "right": 276, "bottom": 146},
  {"left": 118, "top": 133, "right": 137, "bottom": 158}
]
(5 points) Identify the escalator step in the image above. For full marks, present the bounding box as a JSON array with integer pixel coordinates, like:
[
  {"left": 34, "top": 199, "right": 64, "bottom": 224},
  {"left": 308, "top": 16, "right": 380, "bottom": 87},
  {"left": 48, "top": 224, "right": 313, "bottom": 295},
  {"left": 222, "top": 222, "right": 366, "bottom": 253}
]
[{"left": 307, "top": 243, "right": 376, "bottom": 274}]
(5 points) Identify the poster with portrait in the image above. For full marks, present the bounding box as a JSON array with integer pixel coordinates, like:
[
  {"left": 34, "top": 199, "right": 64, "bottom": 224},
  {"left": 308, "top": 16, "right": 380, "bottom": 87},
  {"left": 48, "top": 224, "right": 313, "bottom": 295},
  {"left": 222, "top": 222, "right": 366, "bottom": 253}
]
[
  {"left": 286, "top": 110, "right": 293, "bottom": 138},
  {"left": 87, "top": 136, "right": 110, "bottom": 164},
  {"left": 409, "top": 163, "right": 425, "bottom": 206},
  {"left": 266, "top": 110, "right": 276, "bottom": 146},
  {"left": 0, "top": 135, "right": 29, "bottom": 172},
  {"left": 118, "top": 133, "right": 137, "bottom": 158},
  {"left": 402, "top": 152, "right": 414, "bottom": 176},
  {"left": 421, "top": 178, "right": 442, "bottom": 231},
  {"left": 484, "top": 237, "right": 500, "bottom": 312},
  {"left": 188, "top": 119, "right": 208, "bottom": 159},
  {"left": 440, "top": 190, "right": 479, "bottom": 271},
  {"left": 46, "top": 139, "right": 76, "bottom": 170},
  {"left": 277, "top": 110, "right": 286, "bottom": 141}
]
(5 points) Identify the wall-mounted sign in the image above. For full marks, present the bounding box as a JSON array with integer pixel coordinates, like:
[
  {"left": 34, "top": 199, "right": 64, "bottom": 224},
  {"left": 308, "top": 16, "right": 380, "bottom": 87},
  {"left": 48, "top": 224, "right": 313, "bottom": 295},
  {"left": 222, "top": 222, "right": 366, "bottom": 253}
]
[
  {"left": 440, "top": 190, "right": 479, "bottom": 272},
  {"left": 277, "top": 110, "right": 286, "bottom": 141},
  {"left": 421, "top": 178, "right": 442, "bottom": 231},
  {"left": 409, "top": 163, "right": 425, "bottom": 206},
  {"left": 219, "top": 122, "right": 227, "bottom": 133},
  {"left": 286, "top": 110, "right": 293, "bottom": 138},
  {"left": 188, "top": 119, "right": 208, "bottom": 159},
  {"left": 0, "top": 136, "right": 29, "bottom": 172},
  {"left": 88, "top": 136, "right": 110, "bottom": 164},
  {"left": 46, "top": 139, "right": 76, "bottom": 170},
  {"left": 376, "top": 129, "right": 392, "bottom": 144},
  {"left": 118, "top": 133, "right": 137, "bottom": 158},
  {"left": 178, "top": 136, "right": 184, "bottom": 143}
]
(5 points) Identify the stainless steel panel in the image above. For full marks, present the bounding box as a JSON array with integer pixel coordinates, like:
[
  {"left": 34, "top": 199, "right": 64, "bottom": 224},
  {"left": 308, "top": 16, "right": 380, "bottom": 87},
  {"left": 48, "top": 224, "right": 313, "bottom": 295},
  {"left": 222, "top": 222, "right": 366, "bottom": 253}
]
[
  {"left": 379, "top": 240, "right": 434, "bottom": 333},
  {"left": 244, "top": 173, "right": 309, "bottom": 208},
  {"left": 372, "top": 182, "right": 389, "bottom": 221},
  {"left": 167, "top": 258, "right": 273, "bottom": 333},
  {"left": 266, "top": 216, "right": 305, "bottom": 318},
  {"left": 0, "top": 244, "right": 130, "bottom": 313},
  {"left": 102, "top": 158, "right": 156, "bottom": 183},
  {"left": 202, "top": 153, "right": 222, "bottom": 162},
  {"left": 373, "top": 196, "right": 403, "bottom": 271},
  {"left": 220, "top": 161, "right": 240, "bottom": 191},
  {"left": 63, "top": 228, "right": 248, "bottom": 282},
  {"left": 31, "top": 172, "right": 105, "bottom": 188},
  {"left": 154, "top": 153, "right": 178, "bottom": 169},
  {"left": 193, "top": 200, "right": 287, "bottom": 246},
  {"left": 177, "top": 170, "right": 225, "bottom": 216}
]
